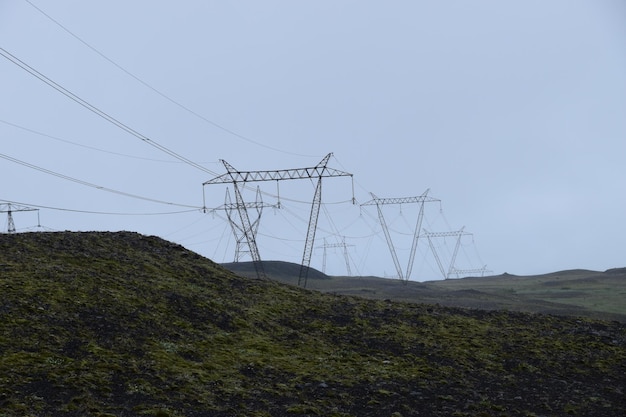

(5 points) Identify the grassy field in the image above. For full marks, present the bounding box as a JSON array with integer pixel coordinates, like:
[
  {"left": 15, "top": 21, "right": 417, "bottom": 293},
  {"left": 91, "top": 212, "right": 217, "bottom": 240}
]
[
  {"left": 1, "top": 231, "right": 625, "bottom": 416},
  {"left": 428, "top": 269, "right": 626, "bottom": 318},
  {"left": 226, "top": 263, "right": 626, "bottom": 322}
]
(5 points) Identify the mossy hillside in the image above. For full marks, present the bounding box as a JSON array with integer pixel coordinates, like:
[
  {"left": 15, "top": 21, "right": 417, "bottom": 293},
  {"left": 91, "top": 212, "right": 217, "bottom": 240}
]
[
  {"left": 429, "top": 269, "right": 626, "bottom": 319},
  {"left": 1, "top": 231, "right": 625, "bottom": 416},
  {"left": 230, "top": 261, "right": 626, "bottom": 322}
]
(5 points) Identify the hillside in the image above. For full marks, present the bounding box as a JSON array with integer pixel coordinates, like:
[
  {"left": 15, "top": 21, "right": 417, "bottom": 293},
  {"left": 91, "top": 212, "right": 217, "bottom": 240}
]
[
  {"left": 222, "top": 260, "right": 330, "bottom": 283},
  {"left": 427, "top": 268, "right": 626, "bottom": 321},
  {"left": 224, "top": 262, "right": 626, "bottom": 322},
  {"left": 1, "top": 231, "right": 625, "bottom": 416}
]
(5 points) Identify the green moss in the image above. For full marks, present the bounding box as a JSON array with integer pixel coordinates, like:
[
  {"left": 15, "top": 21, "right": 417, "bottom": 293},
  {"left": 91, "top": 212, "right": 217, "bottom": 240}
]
[{"left": 0, "top": 231, "right": 625, "bottom": 416}]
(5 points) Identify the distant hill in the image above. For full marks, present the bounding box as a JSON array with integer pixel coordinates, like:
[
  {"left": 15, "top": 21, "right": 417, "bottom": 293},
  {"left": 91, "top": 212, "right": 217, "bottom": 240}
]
[
  {"left": 425, "top": 268, "right": 626, "bottom": 322},
  {"left": 1, "top": 231, "right": 625, "bottom": 416},
  {"left": 222, "top": 261, "right": 626, "bottom": 322},
  {"left": 221, "top": 260, "right": 330, "bottom": 282}
]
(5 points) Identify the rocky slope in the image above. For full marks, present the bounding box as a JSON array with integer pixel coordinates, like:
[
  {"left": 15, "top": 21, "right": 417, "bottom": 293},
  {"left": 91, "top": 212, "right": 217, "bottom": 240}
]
[{"left": 1, "top": 231, "right": 625, "bottom": 416}]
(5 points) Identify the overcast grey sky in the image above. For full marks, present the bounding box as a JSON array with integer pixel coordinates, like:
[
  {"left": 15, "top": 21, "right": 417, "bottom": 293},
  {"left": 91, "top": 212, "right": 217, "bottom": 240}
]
[{"left": 2, "top": 1, "right": 625, "bottom": 280}]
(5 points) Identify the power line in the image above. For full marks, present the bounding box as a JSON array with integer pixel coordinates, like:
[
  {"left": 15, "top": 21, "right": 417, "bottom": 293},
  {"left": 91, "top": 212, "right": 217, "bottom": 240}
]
[
  {"left": 22, "top": 0, "right": 317, "bottom": 158},
  {"left": 0, "top": 46, "right": 342, "bottom": 211},
  {"left": 0, "top": 198, "right": 199, "bottom": 216},
  {"left": 0, "top": 47, "right": 217, "bottom": 176},
  {"left": 0, "top": 45, "right": 349, "bottom": 208},
  {"left": 0, "top": 152, "right": 201, "bottom": 209},
  {"left": 0, "top": 118, "right": 194, "bottom": 164}
]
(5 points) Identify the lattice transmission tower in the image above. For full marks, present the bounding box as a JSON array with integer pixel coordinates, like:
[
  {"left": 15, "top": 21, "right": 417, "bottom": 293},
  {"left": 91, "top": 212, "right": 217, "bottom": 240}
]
[
  {"left": 209, "top": 186, "right": 278, "bottom": 262},
  {"left": 319, "top": 236, "right": 354, "bottom": 276},
  {"left": 423, "top": 227, "right": 491, "bottom": 279},
  {"left": 203, "top": 153, "right": 353, "bottom": 286},
  {"left": 361, "top": 189, "right": 440, "bottom": 283},
  {"left": 0, "top": 203, "right": 38, "bottom": 233}
]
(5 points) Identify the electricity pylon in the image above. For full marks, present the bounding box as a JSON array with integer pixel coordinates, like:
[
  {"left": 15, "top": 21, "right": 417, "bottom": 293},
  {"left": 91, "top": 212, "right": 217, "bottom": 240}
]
[
  {"left": 448, "top": 265, "right": 492, "bottom": 278},
  {"left": 0, "top": 203, "right": 38, "bottom": 233},
  {"left": 361, "top": 189, "right": 440, "bottom": 283},
  {"left": 319, "top": 236, "right": 353, "bottom": 276},
  {"left": 210, "top": 186, "right": 278, "bottom": 262},
  {"left": 203, "top": 153, "right": 353, "bottom": 286},
  {"left": 423, "top": 227, "right": 489, "bottom": 279}
]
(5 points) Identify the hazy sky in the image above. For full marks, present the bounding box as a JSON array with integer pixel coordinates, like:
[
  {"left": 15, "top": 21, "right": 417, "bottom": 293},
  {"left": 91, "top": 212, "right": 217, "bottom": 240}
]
[{"left": 2, "top": 1, "right": 625, "bottom": 280}]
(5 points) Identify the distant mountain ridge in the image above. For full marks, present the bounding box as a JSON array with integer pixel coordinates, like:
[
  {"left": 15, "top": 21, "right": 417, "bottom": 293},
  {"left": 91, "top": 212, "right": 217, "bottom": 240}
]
[{"left": 222, "top": 260, "right": 626, "bottom": 322}]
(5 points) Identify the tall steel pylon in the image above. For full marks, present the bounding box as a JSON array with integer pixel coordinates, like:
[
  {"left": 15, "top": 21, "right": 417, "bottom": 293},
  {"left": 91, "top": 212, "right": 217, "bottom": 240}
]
[
  {"left": 203, "top": 153, "right": 353, "bottom": 286},
  {"left": 361, "top": 189, "right": 440, "bottom": 283},
  {"left": 319, "top": 236, "right": 354, "bottom": 276},
  {"left": 423, "top": 227, "right": 490, "bottom": 279},
  {"left": 210, "top": 186, "right": 278, "bottom": 262},
  {"left": 0, "top": 203, "right": 38, "bottom": 233}
]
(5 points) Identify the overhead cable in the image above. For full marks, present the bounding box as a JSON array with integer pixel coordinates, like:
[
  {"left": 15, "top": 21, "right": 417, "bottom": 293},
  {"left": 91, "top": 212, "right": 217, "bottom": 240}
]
[
  {"left": 0, "top": 198, "right": 199, "bottom": 216},
  {"left": 22, "top": 0, "right": 317, "bottom": 158},
  {"left": 0, "top": 118, "right": 185, "bottom": 164},
  {"left": 0, "top": 152, "right": 201, "bottom": 209},
  {"left": 0, "top": 47, "right": 217, "bottom": 176}
]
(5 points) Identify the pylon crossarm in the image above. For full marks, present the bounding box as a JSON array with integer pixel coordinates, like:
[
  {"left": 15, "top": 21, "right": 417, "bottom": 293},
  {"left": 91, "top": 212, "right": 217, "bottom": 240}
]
[
  {"left": 0, "top": 203, "right": 38, "bottom": 213},
  {"left": 360, "top": 190, "right": 440, "bottom": 206},
  {"left": 321, "top": 242, "right": 354, "bottom": 249},
  {"left": 449, "top": 266, "right": 492, "bottom": 278},
  {"left": 423, "top": 227, "right": 470, "bottom": 239},
  {"left": 212, "top": 202, "right": 277, "bottom": 211},
  {"left": 204, "top": 153, "right": 352, "bottom": 185}
]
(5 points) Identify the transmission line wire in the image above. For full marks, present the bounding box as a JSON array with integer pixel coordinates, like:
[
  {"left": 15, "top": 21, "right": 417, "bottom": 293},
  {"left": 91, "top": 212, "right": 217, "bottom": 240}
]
[
  {"left": 22, "top": 0, "right": 317, "bottom": 158},
  {"left": 0, "top": 152, "right": 201, "bottom": 209},
  {"left": 0, "top": 198, "right": 199, "bottom": 216},
  {"left": 0, "top": 118, "right": 191, "bottom": 164},
  {"left": 0, "top": 47, "right": 217, "bottom": 176},
  {"left": 1, "top": 45, "right": 341, "bottom": 208}
]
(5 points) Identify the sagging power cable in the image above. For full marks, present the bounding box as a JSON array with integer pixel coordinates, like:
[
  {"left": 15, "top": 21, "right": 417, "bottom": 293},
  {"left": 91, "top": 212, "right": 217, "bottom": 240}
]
[
  {"left": 0, "top": 118, "right": 186, "bottom": 164},
  {"left": 22, "top": 0, "right": 317, "bottom": 158},
  {"left": 0, "top": 152, "right": 201, "bottom": 209},
  {"left": 0, "top": 47, "right": 217, "bottom": 176},
  {"left": 0, "top": 198, "right": 199, "bottom": 216}
]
